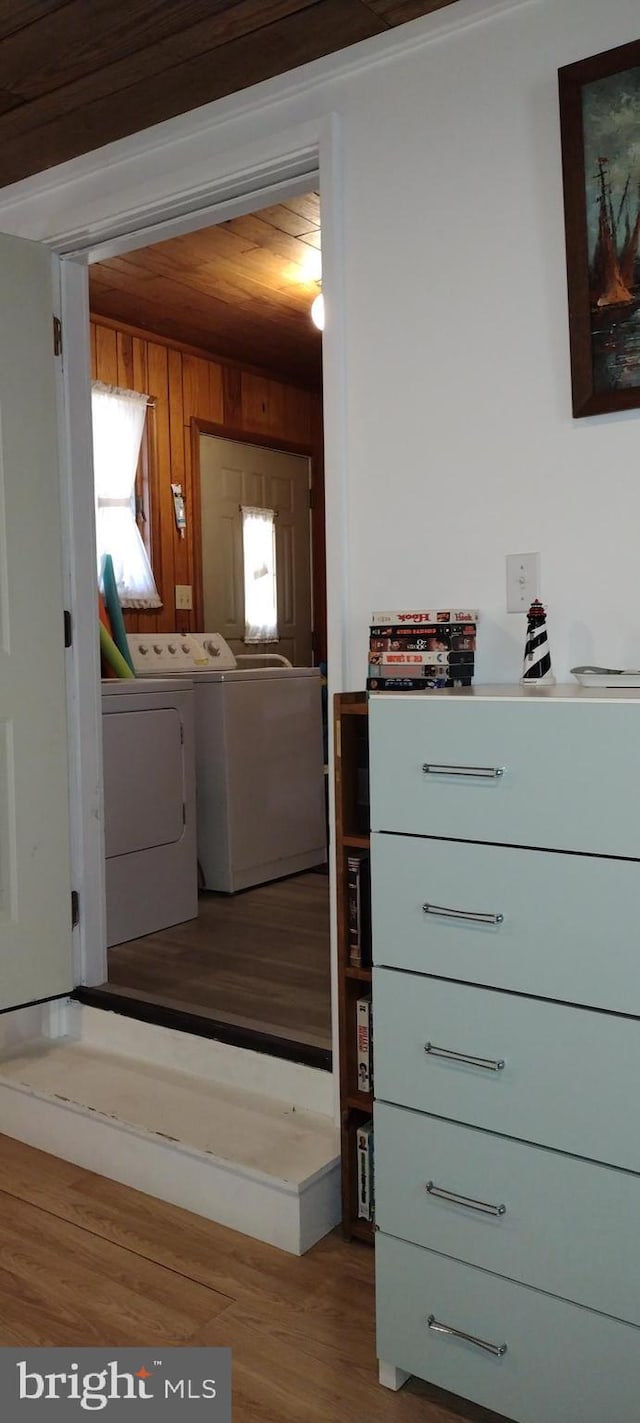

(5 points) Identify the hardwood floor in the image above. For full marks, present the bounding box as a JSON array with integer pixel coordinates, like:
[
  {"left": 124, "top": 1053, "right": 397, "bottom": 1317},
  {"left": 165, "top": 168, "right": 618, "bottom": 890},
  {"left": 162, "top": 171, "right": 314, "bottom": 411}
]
[
  {"left": 105, "top": 871, "right": 332, "bottom": 1051},
  {"left": 0, "top": 1134, "right": 508, "bottom": 1422}
]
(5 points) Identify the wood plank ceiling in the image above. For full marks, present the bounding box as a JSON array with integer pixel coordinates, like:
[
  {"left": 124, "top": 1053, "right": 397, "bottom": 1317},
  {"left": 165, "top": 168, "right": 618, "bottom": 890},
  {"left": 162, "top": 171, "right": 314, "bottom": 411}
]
[
  {"left": 90, "top": 193, "right": 324, "bottom": 386},
  {"left": 0, "top": 0, "right": 459, "bottom": 190}
]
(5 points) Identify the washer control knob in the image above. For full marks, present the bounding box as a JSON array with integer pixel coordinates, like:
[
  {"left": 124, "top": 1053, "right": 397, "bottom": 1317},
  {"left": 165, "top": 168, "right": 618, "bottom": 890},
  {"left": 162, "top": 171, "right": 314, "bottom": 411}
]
[
  {"left": 138, "top": 644, "right": 149, "bottom": 655},
  {"left": 167, "top": 643, "right": 177, "bottom": 654},
  {"left": 182, "top": 642, "right": 191, "bottom": 654},
  {"left": 153, "top": 644, "right": 162, "bottom": 655}
]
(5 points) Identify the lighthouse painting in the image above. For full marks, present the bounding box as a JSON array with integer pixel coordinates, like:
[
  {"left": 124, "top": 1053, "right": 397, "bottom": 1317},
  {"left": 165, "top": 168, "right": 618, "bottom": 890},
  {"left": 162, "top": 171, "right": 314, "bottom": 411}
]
[{"left": 559, "top": 38, "right": 640, "bottom": 416}]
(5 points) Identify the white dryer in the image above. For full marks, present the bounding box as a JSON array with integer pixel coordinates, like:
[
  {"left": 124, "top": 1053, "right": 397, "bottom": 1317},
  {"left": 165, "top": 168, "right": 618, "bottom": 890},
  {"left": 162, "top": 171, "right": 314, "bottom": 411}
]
[
  {"left": 128, "top": 634, "right": 327, "bottom": 893},
  {"left": 102, "top": 678, "right": 198, "bottom": 945}
]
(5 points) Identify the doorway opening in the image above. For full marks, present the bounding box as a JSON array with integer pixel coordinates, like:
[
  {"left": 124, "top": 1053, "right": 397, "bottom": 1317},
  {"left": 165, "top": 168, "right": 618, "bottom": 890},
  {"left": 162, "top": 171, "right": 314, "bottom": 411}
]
[{"left": 82, "top": 190, "right": 331, "bottom": 1068}]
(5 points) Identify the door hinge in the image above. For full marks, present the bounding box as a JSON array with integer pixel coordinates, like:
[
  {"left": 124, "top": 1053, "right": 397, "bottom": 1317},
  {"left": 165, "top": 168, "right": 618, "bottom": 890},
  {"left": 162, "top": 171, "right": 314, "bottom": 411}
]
[
  {"left": 182, "top": 803, "right": 186, "bottom": 826},
  {"left": 53, "top": 316, "right": 63, "bottom": 357},
  {"left": 71, "top": 890, "right": 80, "bottom": 928},
  {"left": 180, "top": 723, "right": 184, "bottom": 745},
  {"left": 64, "top": 609, "right": 72, "bottom": 648},
  {"left": 309, "top": 487, "right": 315, "bottom": 510}
]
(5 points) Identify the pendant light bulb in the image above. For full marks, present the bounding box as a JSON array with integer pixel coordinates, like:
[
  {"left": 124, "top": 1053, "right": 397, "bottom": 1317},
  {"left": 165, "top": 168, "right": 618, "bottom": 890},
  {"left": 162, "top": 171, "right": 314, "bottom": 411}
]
[{"left": 311, "top": 291, "right": 325, "bottom": 331}]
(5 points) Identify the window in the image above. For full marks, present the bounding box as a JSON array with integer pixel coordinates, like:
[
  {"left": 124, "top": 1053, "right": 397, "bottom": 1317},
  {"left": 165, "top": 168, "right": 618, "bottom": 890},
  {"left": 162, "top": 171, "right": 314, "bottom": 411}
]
[
  {"left": 91, "top": 382, "right": 161, "bottom": 609},
  {"left": 242, "top": 505, "right": 278, "bottom": 642}
]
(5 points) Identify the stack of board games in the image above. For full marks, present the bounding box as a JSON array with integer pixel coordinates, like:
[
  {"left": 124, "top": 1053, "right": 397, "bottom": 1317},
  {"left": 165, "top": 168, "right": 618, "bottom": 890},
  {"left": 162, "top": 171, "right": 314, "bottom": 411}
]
[{"left": 367, "top": 609, "right": 478, "bottom": 691}]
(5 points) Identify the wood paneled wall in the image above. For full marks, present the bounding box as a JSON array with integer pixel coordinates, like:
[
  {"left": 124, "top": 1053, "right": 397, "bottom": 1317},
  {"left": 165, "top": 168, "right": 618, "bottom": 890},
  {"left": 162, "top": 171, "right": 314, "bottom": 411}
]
[{"left": 90, "top": 316, "right": 326, "bottom": 659}]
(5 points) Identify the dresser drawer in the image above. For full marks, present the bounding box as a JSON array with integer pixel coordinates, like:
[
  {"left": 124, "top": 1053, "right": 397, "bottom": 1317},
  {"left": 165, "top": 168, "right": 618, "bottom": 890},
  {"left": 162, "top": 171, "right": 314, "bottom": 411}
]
[
  {"left": 374, "top": 1102, "right": 640, "bottom": 1324},
  {"left": 371, "top": 832, "right": 640, "bottom": 1014},
  {"left": 369, "top": 693, "right": 640, "bottom": 856},
  {"left": 376, "top": 1234, "right": 640, "bottom": 1423},
  {"left": 373, "top": 968, "right": 640, "bottom": 1171}
]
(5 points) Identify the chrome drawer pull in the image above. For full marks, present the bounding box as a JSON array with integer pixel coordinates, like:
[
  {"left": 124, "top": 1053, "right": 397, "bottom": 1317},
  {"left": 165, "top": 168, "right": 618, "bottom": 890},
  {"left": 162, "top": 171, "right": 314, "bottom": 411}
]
[
  {"left": 422, "top": 762, "right": 505, "bottom": 779},
  {"left": 427, "top": 1314, "right": 507, "bottom": 1358},
  {"left": 426, "top": 1181, "right": 506, "bottom": 1217},
  {"left": 425, "top": 1041, "right": 505, "bottom": 1072},
  {"left": 423, "top": 902, "right": 504, "bottom": 927}
]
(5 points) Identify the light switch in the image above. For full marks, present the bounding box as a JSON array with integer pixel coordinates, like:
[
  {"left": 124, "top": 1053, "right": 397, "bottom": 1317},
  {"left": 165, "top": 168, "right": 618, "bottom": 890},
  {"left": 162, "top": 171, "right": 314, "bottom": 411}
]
[
  {"left": 506, "top": 553, "right": 539, "bottom": 613},
  {"left": 175, "top": 584, "right": 193, "bottom": 610}
]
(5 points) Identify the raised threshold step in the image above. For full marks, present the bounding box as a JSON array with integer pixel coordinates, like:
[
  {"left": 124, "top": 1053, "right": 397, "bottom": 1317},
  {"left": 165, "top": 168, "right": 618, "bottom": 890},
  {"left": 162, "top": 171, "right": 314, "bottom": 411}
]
[{"left": 0, "top": 1038, "right": 340, "bottom": 1255}]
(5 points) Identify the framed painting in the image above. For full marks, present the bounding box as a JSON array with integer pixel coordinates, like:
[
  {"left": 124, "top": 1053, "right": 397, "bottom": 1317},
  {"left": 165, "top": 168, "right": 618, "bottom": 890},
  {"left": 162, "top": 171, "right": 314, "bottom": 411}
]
[{"left": 559, "top": 37, "right": 640, "bottom": 417}]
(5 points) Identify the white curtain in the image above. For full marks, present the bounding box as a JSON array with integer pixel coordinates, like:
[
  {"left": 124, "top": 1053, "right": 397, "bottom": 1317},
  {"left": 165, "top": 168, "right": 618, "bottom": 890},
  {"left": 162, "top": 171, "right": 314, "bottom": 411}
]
[
  {"left": 242, "top": 505, "right": 278, "bottom": 642},
  {"left": 92, "top": 382, "right": 161, "bottom": 609}
]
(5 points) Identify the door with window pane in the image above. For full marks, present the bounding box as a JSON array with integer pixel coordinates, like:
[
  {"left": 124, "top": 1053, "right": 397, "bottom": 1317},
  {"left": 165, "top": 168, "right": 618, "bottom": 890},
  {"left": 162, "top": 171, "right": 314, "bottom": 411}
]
[{"left": 198, "top": 434, "right": 313, "bottom": 665}]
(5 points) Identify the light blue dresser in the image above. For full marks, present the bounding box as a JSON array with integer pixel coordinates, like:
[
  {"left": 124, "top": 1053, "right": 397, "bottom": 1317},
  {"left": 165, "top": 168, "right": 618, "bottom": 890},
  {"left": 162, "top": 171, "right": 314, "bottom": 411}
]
[{"left": 370, "top": 686, "right": 640, "bottom": 1423}]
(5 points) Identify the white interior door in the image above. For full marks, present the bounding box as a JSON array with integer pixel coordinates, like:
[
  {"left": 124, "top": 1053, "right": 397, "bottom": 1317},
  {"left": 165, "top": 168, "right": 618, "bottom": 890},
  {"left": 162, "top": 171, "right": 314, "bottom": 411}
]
[
  {"left": 199, "top": 434, "right": 313, "bottom": 665},
  {"left": 0, "top": 233, "right": 73, "bottom": 1009}
]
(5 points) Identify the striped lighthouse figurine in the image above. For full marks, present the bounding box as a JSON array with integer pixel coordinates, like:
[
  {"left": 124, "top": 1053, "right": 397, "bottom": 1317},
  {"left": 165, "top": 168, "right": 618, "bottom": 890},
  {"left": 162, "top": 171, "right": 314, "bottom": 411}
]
[{"left": 521, "top": 599, "right": 555, "bottom": 686}]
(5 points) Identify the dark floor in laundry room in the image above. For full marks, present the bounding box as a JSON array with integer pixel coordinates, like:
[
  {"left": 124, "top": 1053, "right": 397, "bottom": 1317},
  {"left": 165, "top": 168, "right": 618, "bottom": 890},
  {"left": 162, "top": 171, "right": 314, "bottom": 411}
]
[{"left": 102, "top": 871, "right": 331, "bottom": 1055}]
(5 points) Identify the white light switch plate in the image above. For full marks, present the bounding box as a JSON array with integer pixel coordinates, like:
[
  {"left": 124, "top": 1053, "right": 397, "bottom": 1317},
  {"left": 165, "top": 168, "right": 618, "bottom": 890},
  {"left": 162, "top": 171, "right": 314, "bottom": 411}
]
[
  {"left": 506, "top": 553, "right": 539, "bottom": 613},
  {"left": 175, "top": 584, "right": 193, "bottom": 610}
]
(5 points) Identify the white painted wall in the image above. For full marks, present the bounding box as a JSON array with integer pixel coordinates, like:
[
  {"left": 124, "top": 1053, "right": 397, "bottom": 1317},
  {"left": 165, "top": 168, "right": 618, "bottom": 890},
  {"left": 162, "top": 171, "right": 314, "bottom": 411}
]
[
  {"left": 0, "top": 0, "right": 638, "bottom": 685},
  {"left": 337, "top": 0, "right": 640, "bottom": 684}
]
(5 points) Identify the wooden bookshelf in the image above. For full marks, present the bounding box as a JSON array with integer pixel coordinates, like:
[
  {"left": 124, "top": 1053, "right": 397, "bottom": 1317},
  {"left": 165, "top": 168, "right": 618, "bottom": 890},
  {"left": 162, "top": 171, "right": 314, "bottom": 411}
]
[
  {"left": 345, "top": 965, "right": 371, "bottom": 983},
  {"left": 334, "top": 690, "right": 374, "bottom": 1243},
  {"left": 350, "top": 1218, "right": 374, "bottom": 1244}
]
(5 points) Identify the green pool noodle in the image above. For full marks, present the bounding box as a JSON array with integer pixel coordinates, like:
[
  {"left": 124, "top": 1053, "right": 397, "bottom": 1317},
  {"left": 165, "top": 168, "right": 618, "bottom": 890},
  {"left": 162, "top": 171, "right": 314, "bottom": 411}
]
[
  {"left": 102, "top": 553, "right": 135, "bottom": 672},
  {"left": 100, "top": 620, "right": 135, "bottom": 679}
]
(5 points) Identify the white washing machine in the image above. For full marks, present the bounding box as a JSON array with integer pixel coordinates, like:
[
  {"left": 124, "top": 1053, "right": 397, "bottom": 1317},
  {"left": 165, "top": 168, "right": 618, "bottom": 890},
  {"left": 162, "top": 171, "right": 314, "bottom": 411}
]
[
  {"left": 128, "top": 633, "right": 327, "bottom": 893},
  {"left": 102, "top": 678, "right": 198, "bottom": 945}
]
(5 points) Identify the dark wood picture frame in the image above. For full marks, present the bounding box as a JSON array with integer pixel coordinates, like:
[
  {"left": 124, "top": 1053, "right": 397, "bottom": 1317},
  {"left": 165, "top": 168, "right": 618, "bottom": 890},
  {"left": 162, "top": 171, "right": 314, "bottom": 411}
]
[{"left": 559, "top": 37, "right": 640, "bottom": 417}]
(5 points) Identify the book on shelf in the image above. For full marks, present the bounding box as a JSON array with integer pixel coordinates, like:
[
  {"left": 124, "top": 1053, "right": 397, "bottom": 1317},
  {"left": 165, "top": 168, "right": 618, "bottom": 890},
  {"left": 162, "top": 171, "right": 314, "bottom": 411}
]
[
  {"left": 356, "top": 994, "right": 373, "bottom": 1093},
  {"left": 368, "top": 663, "right": 449, "bottom": 681},
  {"left": 369, "top": 662, "right": 473, "bottom": 679},
  {"left": 368, "top": 675, "right": 473, "bottom": 688},
  {"left": 356, "top": 1118, "right": 374, "bottom": 1221},
  {"left": 370, "top": 632, "right": 476, "bottom": 652},
  {"left": 367, "top": 675, "right": 447, "bottom": 691},
  {"left": 347, "top": 850, "right": 371, "bottom": 967},
  {"left": 371, "top": 610, "right": 479, "bottom": 625},
  {"left": 370, "top": 622, "right": 477, "bottom": 642},
  {"left": 369, "top": 650, "right": 450, "bottom": 666}
]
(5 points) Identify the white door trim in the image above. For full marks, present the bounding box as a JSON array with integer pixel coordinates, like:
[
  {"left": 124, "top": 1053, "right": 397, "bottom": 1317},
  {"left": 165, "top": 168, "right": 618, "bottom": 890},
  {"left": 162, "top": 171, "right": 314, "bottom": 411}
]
[
  {"left": 61, "top": 155, "right": 322, "bottom": 263},
  {"left": 58, "top": 256, "right": 107, "bottom": 986},
  {"left": 50, "top": 115, "right": 346, "bottom": 1103}
]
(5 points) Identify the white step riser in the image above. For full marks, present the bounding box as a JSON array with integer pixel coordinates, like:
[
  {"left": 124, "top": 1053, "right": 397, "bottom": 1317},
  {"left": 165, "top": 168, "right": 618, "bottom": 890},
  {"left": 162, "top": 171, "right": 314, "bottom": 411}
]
[
  {"left": 68, "top": 1002, "right": 336, "bottom": 1118},
  {"left": 0, "top": 1079, "right": 340, "bottom": 1255}
]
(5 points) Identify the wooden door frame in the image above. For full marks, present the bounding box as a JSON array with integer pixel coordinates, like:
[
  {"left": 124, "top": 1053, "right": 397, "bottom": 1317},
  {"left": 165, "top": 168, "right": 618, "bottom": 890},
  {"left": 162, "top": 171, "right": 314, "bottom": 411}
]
[{"left": 191, "top": 418, "right": 323, "bottom": 657}]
